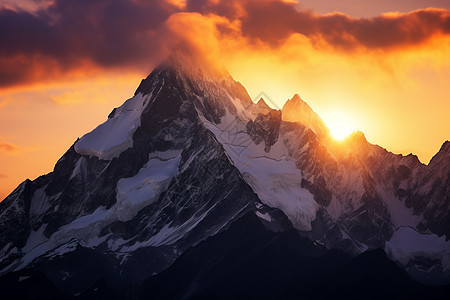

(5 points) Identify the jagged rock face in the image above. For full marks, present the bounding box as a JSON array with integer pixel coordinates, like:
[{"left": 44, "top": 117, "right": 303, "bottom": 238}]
[
  {"left": 0, "top": 48, "right": 449, "bottom": 295},
  {"left": 414, "top": 141, "right": 450, "bottom": 236},
  {"left": 247, "top": 110, "right": 282, "bottom": 152},
  {"left": 278, "top": 124, "right": 392, "bottom": 251}
]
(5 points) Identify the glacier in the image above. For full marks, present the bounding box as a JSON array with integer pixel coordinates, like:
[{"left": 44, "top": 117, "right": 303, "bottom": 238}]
[{"left": 74, "top": 93, "right": 150, "bottom": 160}]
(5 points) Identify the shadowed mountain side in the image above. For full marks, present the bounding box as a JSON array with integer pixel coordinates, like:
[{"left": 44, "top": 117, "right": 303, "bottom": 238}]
[{"left": 140, "top": 212, "right": 450, "bottom": 300}]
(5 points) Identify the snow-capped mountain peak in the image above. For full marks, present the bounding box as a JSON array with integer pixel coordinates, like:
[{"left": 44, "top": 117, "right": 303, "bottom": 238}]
[
  {"left": 281, "top": 93, "right": 329, "bottom": 138},
  {"left": 0, "top": 48, "right": 449, "bottom": 297}
]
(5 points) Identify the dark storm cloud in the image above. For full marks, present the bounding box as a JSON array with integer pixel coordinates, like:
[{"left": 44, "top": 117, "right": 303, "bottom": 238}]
[
  {"left": 231, "top": 0, "right": 450, "bottom": 49},
  {"left": 0, "top": 0, "right": 175, "bottom": 87},
  {"left": 46, "top": 0, "right": 172, "bottom": 65},
  {"left": 1, "top": 0, "right": 450, "bottom": 88}
]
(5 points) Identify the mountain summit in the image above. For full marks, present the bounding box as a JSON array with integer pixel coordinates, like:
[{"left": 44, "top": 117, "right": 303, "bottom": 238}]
[
  {"left": 281, "top": 93, "right": 329, "bottom": 138},
  {"left": 1, "top": 48, "right": 449, "bottom": 298}
]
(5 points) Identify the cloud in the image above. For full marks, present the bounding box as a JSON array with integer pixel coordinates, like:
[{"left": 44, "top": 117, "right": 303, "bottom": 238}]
[
  {"left": 0, "top": 173, "right": 7, "bottom": 178},
  {"left": 0, "top": 142, "right": 18, "bottom": 152},
  {"left": 0, "top": 0, "right": 449, "bottom": 88},
  {"left": 0, "top": 0, "right": 177, "bottom": 88},
  {"left": 215, "top": 1, "right": 450, "bottom": 50}
]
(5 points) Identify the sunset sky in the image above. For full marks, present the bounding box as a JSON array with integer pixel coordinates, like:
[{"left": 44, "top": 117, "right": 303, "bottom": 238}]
[{"left": 1, "top": 0, "right": 449, "bottom": 200}]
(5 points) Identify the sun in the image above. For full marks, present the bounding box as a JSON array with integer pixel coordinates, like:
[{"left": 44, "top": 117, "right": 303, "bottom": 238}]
[
  {"left": 330, "top": 123, "right": 355, "bottom": 141},
  {"left": 322, "top": 111, "right": 358, "bottom": 141}
]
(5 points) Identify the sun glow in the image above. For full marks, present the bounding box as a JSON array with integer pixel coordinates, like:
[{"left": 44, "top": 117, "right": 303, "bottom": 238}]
[{"left": 322, "top": 111, "right": 359, "bottom": 141}]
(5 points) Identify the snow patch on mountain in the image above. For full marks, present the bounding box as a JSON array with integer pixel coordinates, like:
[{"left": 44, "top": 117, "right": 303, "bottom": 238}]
[
  {"left": 29, "top": 187, "right": 52, "bottom": 218},
  {"left": 255, "top": 211, "right": 272, "bottom": 222},
  {"left": 56, "top": 150, "right": 181, "bottom": 234},
  {"left": 22, "top": 224, "right": 48, "bottom": 253},
  {"left": 239, "top": 153, "right": 318, "bottom": 231},
  {"left": 324, "top": 170, "right": 365, "bottom": 221},
  {"left": 115, "top": 150, "right": 182, "bottom": 222},
  {"left": 63, "top": 207, "right": 109, "bottom": 231},
  {"left": 201, "top": 110, "right": 318, "bottom": 231},
  {"left": 74, "top": 93, "right": 150, "bottom": 160},
  {"left": 377, "top": 185, "right": 421, "bottom": 228},
  {"left": 69, "top": 157, "right": 85, "bottom": 180},
  {"left": 5, "top": 149, "right": 182, "bottom": 271},
  {"left": 44, "top": 240, "right": 79, "bottom": 259},
  {"left": 117, "top": 200, "right": 232, "bottom": 252},
  {"left": 386, "top": 227, "right": 450, "bottom": 270},
  {"left": 146, "top": 205, "right": 215, "bottom": 247}
]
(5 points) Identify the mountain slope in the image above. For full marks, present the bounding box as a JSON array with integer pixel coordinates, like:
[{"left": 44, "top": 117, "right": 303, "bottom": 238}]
[
  {"left": 0, "top": 47, "right": 449, "bottom": 296},
  {"left": 141, "top": 212, "right": 450, "bottom": 300}
]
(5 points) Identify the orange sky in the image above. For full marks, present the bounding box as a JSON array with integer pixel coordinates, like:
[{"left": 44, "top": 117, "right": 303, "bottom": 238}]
[{"left": 1, "top": 0, "right": 449, "bottom": 200}]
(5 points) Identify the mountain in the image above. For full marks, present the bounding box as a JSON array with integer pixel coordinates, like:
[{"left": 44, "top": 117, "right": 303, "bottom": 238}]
[
  {"left": 141, "top": 213, "right": 450, "bottom": 300},
  {"left": 281, "top": 93, "right": 329, "bottom": 139},
  {"left": 0, "top": 47, "right": 449, "bottom": 298}
]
